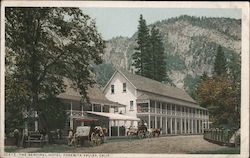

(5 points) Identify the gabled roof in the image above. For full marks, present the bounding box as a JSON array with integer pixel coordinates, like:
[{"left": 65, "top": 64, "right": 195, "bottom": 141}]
[
  {"left": 58, "top": 79, "right": 125, "bottom": 106},
  {"left": 117, "top": 69, "right": 197, "bottom": 104}
]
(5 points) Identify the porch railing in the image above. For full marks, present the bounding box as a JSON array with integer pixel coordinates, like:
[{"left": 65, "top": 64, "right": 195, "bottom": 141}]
[
  {"left": 66, "top": 110, "right": 84, "bottom": 117},
  {"left": 203, "top": 128, "right": 239, "bottom": 147},
  {"left": 137, "top": 108, "right": 209, "bottom": 119}
]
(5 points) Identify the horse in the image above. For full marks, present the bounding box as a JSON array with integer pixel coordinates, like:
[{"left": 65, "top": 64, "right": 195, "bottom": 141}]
[
  {"left": 127, "top": 126, "right": 138, "bottom": 138},
  {"left": 148, "top": 128, "right": 162, "bottom": 138}
]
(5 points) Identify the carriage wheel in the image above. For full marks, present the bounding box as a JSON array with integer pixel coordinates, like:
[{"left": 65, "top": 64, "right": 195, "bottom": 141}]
[
  {"left": 138, "top": 131, "right": 144, "bottom": 139},
  {"left": 127, "top": 131, "right": 133, "bottom": 139}
]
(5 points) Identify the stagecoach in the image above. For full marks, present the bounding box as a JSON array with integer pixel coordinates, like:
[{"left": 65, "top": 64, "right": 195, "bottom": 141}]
[{"left": 74, "top": 125, "right": 106, "bottom": 146}]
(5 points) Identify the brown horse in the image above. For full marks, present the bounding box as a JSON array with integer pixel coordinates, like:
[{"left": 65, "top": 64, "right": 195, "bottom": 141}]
[{"left": 148, "top": 128, "right": 162, "bottom": 137}]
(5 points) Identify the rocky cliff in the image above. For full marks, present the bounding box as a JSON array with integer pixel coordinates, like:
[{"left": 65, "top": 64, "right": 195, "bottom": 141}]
[{"left": 100, "top": 15, "right": 241, "bottom": 95}]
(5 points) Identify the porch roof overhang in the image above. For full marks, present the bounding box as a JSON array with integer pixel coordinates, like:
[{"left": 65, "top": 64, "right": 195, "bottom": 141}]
[
  {"left": 58, "top": 94, "right": 126, "bottom": 107},
  {"left": 86, "top": 111, "right": 140, "bottom": 121},
  {"left": 136, "top": 93, "right": 207, "bottom": 110}
]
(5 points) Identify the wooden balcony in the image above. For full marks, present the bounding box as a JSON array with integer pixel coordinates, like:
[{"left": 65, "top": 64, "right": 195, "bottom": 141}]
[{"left": 137, "top": 108, "right": 209, "bottom": 119}]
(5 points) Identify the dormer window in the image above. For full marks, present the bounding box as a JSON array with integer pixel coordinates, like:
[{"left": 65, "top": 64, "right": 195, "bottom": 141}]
[
  {"left": 123, "top": 83, "right": 126, "bottom": 92},
  {"left": 111, "top": 85, "right": 115, "bottom": 94}
]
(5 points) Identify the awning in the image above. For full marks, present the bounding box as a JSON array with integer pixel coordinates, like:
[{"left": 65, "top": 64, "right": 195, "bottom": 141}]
[{"left": 86, "top": 111, "right": 140, "bottom": 121}]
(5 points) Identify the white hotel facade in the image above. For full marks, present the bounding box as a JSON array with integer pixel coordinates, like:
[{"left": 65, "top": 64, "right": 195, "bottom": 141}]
[{"left": 104, "top": 69, "right": 209, "bottom": 135}]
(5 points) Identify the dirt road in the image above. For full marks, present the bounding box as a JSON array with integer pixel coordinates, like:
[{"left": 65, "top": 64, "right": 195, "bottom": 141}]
[
  {"left": 9, "top": 135, "right": 231, "bottom": 154},
  {"left": 70, "top": 135, "right": 229, "bottom": 154}
]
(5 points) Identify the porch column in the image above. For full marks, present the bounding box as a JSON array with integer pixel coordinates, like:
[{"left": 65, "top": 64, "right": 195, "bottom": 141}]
[
  {"left": 117, "top": 120, "right": 120, "bottom": 137},
  {"left": 92, "top": 104, "right": 94, "bottom": 112},
  {"left": 101, "top": 104, "right": 103, "bottom": 112},
  {"left": 148, "top": 115, "right": 151, "bottom": 129},
  {"left": 195, "top": 119, "right": 197, "bottom": 134},
  {"left": 124, "top": 121, "right": 127, "bottom": 136},
  {"left": 24, "top": 121, "right": 28, "bottom": 135},
  {"left": 201, "top": 120, "right": 204, "bottom": 133},
  {"left": 70, "top": 101, "right": 73, "bottom": 116},
  {"left": 165, "top": 117, "right": 168, "bottom": 134},
  {"left": 180, "top": 106, "right": 182, "bottom": 117},
  {"left": 34, "top": 111, "right": 38, "bottom": 131},
  {"left": 191, "top": 119, "right": 194, "bottom": 134},
  {"left": 206, "top": 120, "right": 208, "bottom": 129},
  {"left": 180, "top": 118, "right": 183, "bottom": 134},
  {"left": 184, "top": 118, "right": 187, "bottom": 134},
  {"left": 198, "top": 120, "right": 201, "bottom": 133},
  {"left": 70, "top": 101, "right": 73, "bottom": 130},
  {"left": 200, "top": 120, "right": 203, "bottom": 133},
  {"left": 170, "top": 118, "right": 173, "bottom": 134},
  {"left": 155, "top": 116, "right": 157, "bottom": 128},
  {"left": 148, "top": 100, "right": 151, "bottom": 128},
  {"left": 187, "top": 119, "right": 190, "bottom": 134},
  {"left": 81, "top": 104, "right": 84, "bottom": 125},
  {"left": 174, "top": 117, "right": 177, "bottom": 134},
  {"left": 155, "top": 101, "right": 157, "bottom": 114},
  {"left": 81, "top": 122, "right": 84, "bottom": 126},
  {"left": 175, "top": 104, "right": 177, "bottom": 116},
  {"left": 109, "top": 120, "right": 112, "bottom": 137},
  {"left": 160, "top": 116, "right": 163, "bottom": 130},
  {"left": 70, "top": 117, "right": 73, "bottom": 130},
  {"left": 170, "top": 104, "right": 172, "bottom": 115},
  {"left": 160, "top": 102, "right": 162, "bottom": 114}
]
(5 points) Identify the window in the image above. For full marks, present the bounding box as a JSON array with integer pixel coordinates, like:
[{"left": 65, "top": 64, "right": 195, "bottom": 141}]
[
  {"left": 123, "top": 83, "right": 126, "bottom": 92},
  {"left": 111, "top": 85, "right": 114, "bottom": 94},
  {"left": 114, "top": 107, "right": 118, "bottom": 113},
  {"left": 130, "top": 101, "right": 134, "bottom": 110}
]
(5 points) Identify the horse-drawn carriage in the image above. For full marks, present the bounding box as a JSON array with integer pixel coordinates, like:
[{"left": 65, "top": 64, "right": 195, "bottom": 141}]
[
  {"left": 127, "top": 122, "right": 148, "bottom": 139},
  {"left": 73, "top": 125, "right": 106, "bottom": 146},
  {"left": 127, "top": 120, "right": 162, "bottom": 139}
]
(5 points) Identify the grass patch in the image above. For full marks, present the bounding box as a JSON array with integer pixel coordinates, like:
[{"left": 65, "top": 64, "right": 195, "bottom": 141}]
[
  {"left": 191, "top": 147, "right": 240, "bottom": 154},
  {"left": 5, "top": 146, "right": 19, "bottom": 152},
  {"left": 33, "top": 144, "right": 74, "bottom": 153}
]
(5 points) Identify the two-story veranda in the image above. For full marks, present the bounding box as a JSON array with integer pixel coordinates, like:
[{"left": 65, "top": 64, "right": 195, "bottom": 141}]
[{"left": 136, "top": 94, "right": 209, "bottom": 135}]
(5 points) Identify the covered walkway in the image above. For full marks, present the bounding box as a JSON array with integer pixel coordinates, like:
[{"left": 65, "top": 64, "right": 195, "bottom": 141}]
[{"left": 87, "top": 111, "right": 140, "bottom": 137}]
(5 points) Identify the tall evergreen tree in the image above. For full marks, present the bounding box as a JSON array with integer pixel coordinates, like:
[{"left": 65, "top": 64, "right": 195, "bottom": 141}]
[
  {"left": 132, "top": 15, "right": 151, "bottom": 77},
  {"left": 149, "top": 26, "right": 167, "bottom": 82},
  {"left": 213, "top": 45, "right": 227, "bottom": 76}
]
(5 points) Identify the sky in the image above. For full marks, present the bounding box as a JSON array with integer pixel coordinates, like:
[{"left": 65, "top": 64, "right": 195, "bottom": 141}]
[{"left": 81, "top": 8, "right": 241, "bottom": 40}]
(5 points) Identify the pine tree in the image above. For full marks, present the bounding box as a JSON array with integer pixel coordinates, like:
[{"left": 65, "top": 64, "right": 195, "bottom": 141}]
[
  {"left": 132, "top": 15, "right": 151, "bottom": 76},
  {"left": 213, "top": 45, "right": 227, "bottom": 76},
  {"left": 149, "top": 25, "right": 167, "bottom": 82}
]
